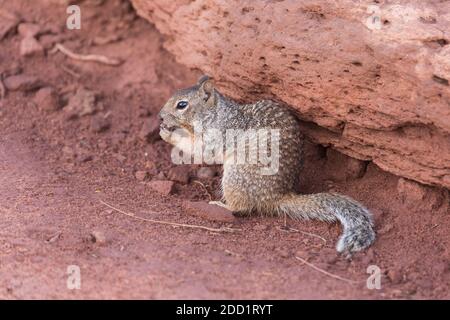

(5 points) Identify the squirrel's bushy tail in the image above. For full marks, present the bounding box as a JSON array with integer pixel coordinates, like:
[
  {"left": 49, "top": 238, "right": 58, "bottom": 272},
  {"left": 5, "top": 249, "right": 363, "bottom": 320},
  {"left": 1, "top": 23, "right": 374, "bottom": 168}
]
[{"left": 277, "top": 193, "right": 375, "bottom": 253}]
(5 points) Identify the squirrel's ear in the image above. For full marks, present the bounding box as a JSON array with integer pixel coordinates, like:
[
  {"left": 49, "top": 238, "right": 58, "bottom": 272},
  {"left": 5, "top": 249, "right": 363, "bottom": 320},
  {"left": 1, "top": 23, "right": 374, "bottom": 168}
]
[
  {"left": 198, "top": 76, "right": 215, "bottom": 103},
  {"left": 197, "top": 75, "right": 210, "bottom": 86}
]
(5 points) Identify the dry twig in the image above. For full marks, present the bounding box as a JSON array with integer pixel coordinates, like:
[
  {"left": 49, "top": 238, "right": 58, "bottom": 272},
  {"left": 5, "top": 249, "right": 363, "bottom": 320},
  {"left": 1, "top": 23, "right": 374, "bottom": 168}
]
[
  {"left": 53, "top": 43, "right": 123, "bottom": 66},
  {"left": 295, "top": 256, "right": 359, "bottom": 284},
  {"left": 100, "top": 199, "right": 239, "bottom": 233},
  {"left": 46, "top": 231, "right": 62, "bottom": 243},
  {"left": 60, "top": 64, "right": 81, "bottom": 78}
]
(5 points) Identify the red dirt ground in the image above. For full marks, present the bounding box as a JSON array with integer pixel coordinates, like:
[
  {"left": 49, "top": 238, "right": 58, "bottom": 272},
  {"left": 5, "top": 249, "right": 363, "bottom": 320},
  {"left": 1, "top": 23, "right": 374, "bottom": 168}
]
[{"left": 0, "top": 0, "right": 449, "bottom": 299}]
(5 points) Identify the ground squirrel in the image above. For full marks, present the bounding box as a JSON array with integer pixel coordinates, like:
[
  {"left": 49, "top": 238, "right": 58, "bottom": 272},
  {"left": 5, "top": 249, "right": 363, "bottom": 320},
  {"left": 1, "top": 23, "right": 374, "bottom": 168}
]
[{"left": 159, "top": 76, "right": 375, "bottom": 254}]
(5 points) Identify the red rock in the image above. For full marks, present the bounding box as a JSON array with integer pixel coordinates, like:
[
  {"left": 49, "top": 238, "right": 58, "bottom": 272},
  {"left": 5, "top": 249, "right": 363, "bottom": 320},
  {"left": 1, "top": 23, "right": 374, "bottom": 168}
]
[
  {"left": 148, "top": 180, "right": 174, "bottom": 195},
  {"left": 167, "top": 166, "right": 190, "bottom": 184},
  {"left": 18, "top": 23, "right": 41, "bottom": 38},
  {"left": 17, "top": 23, "right": 44, "bottom": 57},
  {"left": 90, "top": 116, "right": 111, "bottom": 133},
  {"left": 34, "top": 87, "right": 59, "bottom": 112},
  {"left": 183, "top": 201, "right": 235, "bottom": 223},
  {"left": 0, "top": 9, "right": 20, "bottom": 40},
  {"left": 89, "top": 230, "right": 107, "bottom": 245},
  {"left": 4, "top": 74, "right": 42, "bottom": 91},
  {"left": 397, "top": 178, "right": 448, "bottom": 210}
]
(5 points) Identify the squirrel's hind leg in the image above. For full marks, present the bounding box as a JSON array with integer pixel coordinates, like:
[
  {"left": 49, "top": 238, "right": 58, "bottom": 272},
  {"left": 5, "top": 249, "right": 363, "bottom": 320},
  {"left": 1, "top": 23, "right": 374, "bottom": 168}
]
[{"left": 208, "top": 200, "right": 253, "bottom": 217}]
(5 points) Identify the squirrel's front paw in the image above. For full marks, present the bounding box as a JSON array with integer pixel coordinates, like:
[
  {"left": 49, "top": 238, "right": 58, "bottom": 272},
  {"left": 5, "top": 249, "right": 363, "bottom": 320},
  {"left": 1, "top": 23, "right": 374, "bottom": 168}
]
[
  {"left": 336, "top": 227, "right": 375, "bottom": 255},
  {"left": 208, "top": 201, "right": 229, "bottom": 209}
]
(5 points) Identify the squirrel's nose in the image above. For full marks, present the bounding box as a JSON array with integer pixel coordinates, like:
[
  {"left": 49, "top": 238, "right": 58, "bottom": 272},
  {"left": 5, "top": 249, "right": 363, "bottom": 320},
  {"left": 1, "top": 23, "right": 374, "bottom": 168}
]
[{"left": 158, "top": 109, "right": 166, "bottom": 121}]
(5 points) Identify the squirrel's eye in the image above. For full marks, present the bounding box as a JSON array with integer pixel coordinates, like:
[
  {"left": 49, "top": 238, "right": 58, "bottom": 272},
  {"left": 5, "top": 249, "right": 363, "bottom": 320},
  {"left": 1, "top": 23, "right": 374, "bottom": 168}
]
[{"left": 176, "top": 101, "right": 189, "bottom": 110}]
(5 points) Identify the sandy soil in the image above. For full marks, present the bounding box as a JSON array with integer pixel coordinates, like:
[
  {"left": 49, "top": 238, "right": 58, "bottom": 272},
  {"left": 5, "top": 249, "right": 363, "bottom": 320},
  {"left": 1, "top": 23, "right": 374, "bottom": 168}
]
[{"left": 0, "top": 0, "right": 449, "bottom": 299}]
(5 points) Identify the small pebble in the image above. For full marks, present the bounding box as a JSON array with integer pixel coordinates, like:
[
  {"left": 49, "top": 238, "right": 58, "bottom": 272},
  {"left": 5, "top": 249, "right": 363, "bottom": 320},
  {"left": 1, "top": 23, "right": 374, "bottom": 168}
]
[
  {"left": 89, "top": 231, "right": 107, "bottom": 245},
  {"left": 148, "top": 180, "right": 175, "bottom": 196},
  {"left": 34, "top": 87, "right": 60, "bottom": 112},
  {"left": 4, "top": 74, "right": 42, "bottom": 91},
  {"left": 135, "top": 170, "right": 148, "bottom": 181}
]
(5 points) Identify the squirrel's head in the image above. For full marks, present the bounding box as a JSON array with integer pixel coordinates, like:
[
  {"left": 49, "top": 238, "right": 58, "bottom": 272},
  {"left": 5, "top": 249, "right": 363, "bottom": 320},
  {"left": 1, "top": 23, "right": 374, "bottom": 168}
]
[{"left": 159, "top": 75, "right": 216, "bottom": 144}]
